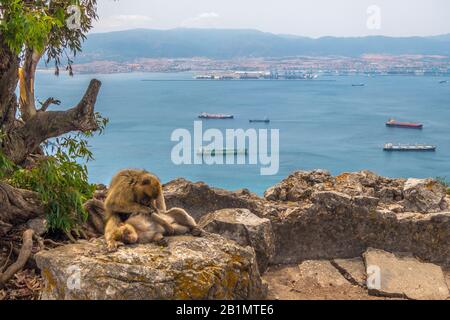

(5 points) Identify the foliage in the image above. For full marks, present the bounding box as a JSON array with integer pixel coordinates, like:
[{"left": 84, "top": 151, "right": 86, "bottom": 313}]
[
  {"left": 9, "top": 152, "right": 95, "bottom": 232},
  {"left": 435, "top": 177, "right": 450, "bottom": 195},
  {"left": 0, "top": 116, "right": 108, "bottom": 233},
  {"left": 0, "top": 0, "right": 98, "bottom": 71}
]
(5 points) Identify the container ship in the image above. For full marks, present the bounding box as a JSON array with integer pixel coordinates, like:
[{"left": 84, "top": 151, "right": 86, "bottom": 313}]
[
  {"left": 386, "top": 119, "right": 423, "bottom": 129},
  {"left": 383, "top": 143, "right": 436, "bottom": 152},
  {"left": 198, "top": 112, "right": 234, "bottom": 119}
]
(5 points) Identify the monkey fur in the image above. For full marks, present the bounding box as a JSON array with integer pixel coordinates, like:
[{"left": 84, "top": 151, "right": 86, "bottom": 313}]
[
  {"left": 104, "top": 169, "right": 200, "bottom": 250},
  {"left": 120, "top": 207, "right": 202, "bottom": 246}
]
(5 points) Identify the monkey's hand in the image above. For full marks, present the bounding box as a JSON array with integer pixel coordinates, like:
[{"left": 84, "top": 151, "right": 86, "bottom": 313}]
[{"left": 106, "top": 239, "right": 123, "bottom": 252}]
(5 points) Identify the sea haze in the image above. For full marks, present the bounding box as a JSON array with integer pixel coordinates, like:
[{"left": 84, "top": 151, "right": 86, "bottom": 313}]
[{"left": 35, "top": 71, "right": 450, "bottom": 194}]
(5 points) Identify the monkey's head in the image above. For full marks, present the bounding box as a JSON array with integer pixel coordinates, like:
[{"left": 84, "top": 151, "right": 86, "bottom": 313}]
[
  {"left": 118, "top": 224, "right": 139, "bottom": 244},
  {"left": 133, "top": 171, "right": 162, "bottom": 205}
]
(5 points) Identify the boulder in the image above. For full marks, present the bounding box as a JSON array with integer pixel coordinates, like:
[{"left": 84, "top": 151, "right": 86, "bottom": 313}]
[
  {"left": 264, "top": 170, "right": 405, "bottom": 204},
  {"left": 363, "top": 248, "right": 449, "bottom": 300},
  {"left": 264, "top": 170, "right": 333, "bottom": 201},
  {"left": 35, "top": 234, "right": 267, "bottom": 300},
  {"left": 163, "top": 178, "right": 263, "bottom": 221},
  {"left": 199, "top": 208, "right": 275, "bottom": 273},
  {"left": 27, "top": 218, "right": 47, "bottom": 236},
  {"left": 402, "top": 178, "right": 448, "bottom": 213}
]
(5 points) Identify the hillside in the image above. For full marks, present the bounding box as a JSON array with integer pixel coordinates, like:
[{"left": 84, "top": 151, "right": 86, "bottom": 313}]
[{"left": 77, "top": 28, "right": 450, "bottom": 61}]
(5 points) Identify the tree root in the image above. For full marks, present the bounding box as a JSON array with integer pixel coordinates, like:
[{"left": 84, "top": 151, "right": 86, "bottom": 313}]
[
  {"left": 0, "top": 242, "right": 13, "bottom": 273},
  {"left": 0, "top": 229, "right": 34, "bottom": 288}
]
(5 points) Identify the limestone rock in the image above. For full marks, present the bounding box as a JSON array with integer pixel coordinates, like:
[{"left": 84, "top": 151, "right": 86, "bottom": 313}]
[
  {"left": 163, "top": 178, "right": 262, "bottom": 221},
  {"left": 264, "top": 170, "right": 333, "bottom": 202},
  {"left": 27, "top": 218, "right": 47, "bottom": 236},
  {"left": 269, "top": 193, "right": 450, "bottom": 266},
  {"left": 35, "top": 234, "right": 267, "bottom": 300},
  {"left": 402, "top": 178, "right": 448, "bottom": 213},
  {"left": 363, "top": 248, "right": 449, "bottom": 300},
  {"left": 199, "top": 208, "right": 275, "bottom": 273}
]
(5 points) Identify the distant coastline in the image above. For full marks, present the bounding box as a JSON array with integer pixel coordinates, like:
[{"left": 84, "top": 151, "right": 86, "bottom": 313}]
[{"left": 38, "top": 54, "right": 450, "bottom": 76}]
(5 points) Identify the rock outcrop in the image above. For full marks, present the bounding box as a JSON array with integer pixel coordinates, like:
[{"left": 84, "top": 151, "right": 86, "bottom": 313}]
[
  {"left": 269, "top": 190, "right": 450, "bottom": 265},
  {"left": 164, "top": 178, "right": 262, "bottom": 221},
  {"left": 163, "top": 171, "right": 450, "bottom": 267},
  {"left": 35, "top": 234, "right": 267, "bottom": 300},
  {"left": 199, "top": 208, "right": 275, "bottom": 273},
  {"left": 264, "top": 170, "right": 448, "bottom": 213}
]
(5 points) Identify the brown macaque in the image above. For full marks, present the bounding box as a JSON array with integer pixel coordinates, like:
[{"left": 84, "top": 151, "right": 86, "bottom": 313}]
[
  {"left": 104, "top": 169, "right": 201, "bottom": 250},
  {"left": 104, "top": 169, "right": 173, "bottom": 250}
]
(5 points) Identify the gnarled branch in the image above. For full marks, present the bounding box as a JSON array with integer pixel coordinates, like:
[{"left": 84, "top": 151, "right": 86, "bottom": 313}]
[
  {"left": 2, "top": 79, "right": 102, "bottom": 164},
  {"left": 38, "top": 97, "right": 61, "bottom": 112}
]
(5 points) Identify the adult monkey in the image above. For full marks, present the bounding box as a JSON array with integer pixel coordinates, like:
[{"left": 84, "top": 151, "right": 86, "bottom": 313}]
[{"left": 104, "top": 169, "right": 199, "bottom": 250}]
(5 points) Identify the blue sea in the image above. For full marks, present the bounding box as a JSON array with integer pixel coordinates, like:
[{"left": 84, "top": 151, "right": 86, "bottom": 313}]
[{"left": 35, "top": 71, "right": 450, "bottom": 195}]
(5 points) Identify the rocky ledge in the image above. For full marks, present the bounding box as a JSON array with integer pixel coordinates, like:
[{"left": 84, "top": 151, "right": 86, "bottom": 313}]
[
  {"left": 35, "top": 234, "right": 267, "bottom": 300},
  {"left": 36, "top": 170, "right": 450, "bottom": 300}
]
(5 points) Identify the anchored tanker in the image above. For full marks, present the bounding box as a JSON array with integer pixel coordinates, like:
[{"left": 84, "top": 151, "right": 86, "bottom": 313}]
[
  {"left": 386, "top": 119, "right": 423, "bottom": 129},
  {"left": 383, "top": 143, "right": 436, "bottom": 152}
]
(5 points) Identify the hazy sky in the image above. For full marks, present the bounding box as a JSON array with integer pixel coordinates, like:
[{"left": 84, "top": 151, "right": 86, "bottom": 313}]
[{"left": 93, "top": 0, "right": 450, "bottom": 37}]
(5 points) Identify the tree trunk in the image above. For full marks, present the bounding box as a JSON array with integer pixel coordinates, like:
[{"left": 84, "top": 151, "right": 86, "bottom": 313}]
[
  {"left": 18, "top": 48, "right": 43, "bottom": 121},
  {"left": 0, "top": 36, "right": 19, "bottom": 131},
  {"left": 0, "top": 182, "right": 44, "bottom": 226}
]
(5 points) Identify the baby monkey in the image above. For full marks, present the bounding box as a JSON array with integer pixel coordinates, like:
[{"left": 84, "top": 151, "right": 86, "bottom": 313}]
[{"left": 118, "top": 207, "right": 202, "bottom": 246}]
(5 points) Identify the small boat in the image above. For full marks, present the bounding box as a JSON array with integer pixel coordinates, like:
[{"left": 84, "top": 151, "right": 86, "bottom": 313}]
[
  {"left": 249, "top": 117, "right": 270, "bottom": 123},
  {"left": 197, "top": 148, "right": 248, "bottom": 156},
  {"left": 386, "top": 119, "right": 423, "bottom": 129},
  {"left": 198, "top": 112, "right": 234, "bottom": 119},
  {"left": 352, "top": 83, "right": 365, "bottom": 87},
  {"left": 439, "top": 80, "right": 448, "bottom": 84},
  {"left": 383, "top": 143, "right": 436, "bottom": 152}
]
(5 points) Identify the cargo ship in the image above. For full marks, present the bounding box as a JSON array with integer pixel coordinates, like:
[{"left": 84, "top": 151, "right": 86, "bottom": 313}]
[
  {"left": 386, "top": 119, "right": 423, "bottom": 129},
  {"left": 198, "top": 112, "right": 234, "bottom": 119},
  {"left": 383, "top": 143, "right": 436, "bottom": 152}
]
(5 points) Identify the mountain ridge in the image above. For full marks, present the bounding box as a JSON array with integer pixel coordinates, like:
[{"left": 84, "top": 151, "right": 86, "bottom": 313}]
[{"left": 78, "top": 28, "right": 450, "bottom": 62}]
